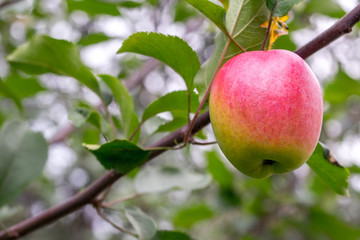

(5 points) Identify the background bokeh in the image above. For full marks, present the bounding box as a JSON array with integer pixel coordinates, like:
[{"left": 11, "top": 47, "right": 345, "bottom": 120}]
[{"left": 1, "top": 0, "right": 360, "bottom": 239}]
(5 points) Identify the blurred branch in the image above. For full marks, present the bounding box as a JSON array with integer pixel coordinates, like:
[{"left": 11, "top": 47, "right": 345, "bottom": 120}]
[
  {"left": 295, "top": 4, "right": 360, "bottom": 59},
  {"left": 0, "top": 0, "right": 22, "bottom": 10},
  {"left": 2, "top": 4, "right": 360, "bottom": 240}
]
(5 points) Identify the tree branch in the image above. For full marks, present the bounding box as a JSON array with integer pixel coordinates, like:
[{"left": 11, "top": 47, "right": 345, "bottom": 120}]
[
  {"left": 295, "top": 4, "right": 360, "bottom": 59},
  {"left": 0, "top": 0, "right": 22, "bottom": 10},
  {"left": 2, "top": 4, "right": 360, "bottom": 240}
]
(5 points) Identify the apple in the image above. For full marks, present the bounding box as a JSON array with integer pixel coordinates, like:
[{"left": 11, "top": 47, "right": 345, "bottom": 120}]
[{"left": 209, "top": 50, "right": 323, "bottom": 178}]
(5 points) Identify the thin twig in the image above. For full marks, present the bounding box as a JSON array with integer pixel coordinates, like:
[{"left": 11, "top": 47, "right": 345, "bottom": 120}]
[
  {"left": 95, "top": 206, "right": 137, "bottom": 237},
  {"left": 1, "top": 3, "right": 360, "bottom": 240},
  {"left": 102, "top": 193, "right": 142, "bottom": 208},
  {"left": 261, "top": 12, "right": 274, "bottom": 50}
]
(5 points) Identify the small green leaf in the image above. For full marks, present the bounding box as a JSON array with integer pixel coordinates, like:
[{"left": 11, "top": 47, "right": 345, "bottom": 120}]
[
  {"left": 306, "top": 143, "right": 350, "bottom": 196},
  {"left": 185, "top": 0, "right": 226, "bottom": 32},
  {"left": 0, "top": 80, "right": 22, "bottom": 110},
  {"left": 77, "top": 33, "right": 112, "bottom": 46},
  {"left": 151, "top": 231, "right": 194, "bottom": 240},
  {"left": 134, "top": 166, "right": 211, "bottom": 194},
  {"left": 4, "top": 74, "right": 46, "bottom": 99},
  {"left": 7, "top": 35, "right": 100, "bottom": 96},
  {"left": 304, "top": 0, "right": 346, "bottom": 19},
  {"left": 124, "top": 206, "right": 157, "bottom": 240},
  {"left": 99, "top": 74, "right": 139, "bottom": 141},
  {"left": 155, "top": 118, "right": 188, "bottom": 133},
  {"left": 84, "top": 140, "right": 150, "bottom": 174},
  {"left": 117, "top": 32, "right": 200, "bottom": 91},
  {"left": 266, "top": 0, "right": 302, "bottom": 17},
  {"left": 67, "top": 0, "right": 121, "bottom": 16},
  {"left": 68, "top": 107, "right": 102, "bottom": 129},
  {"left": 0, "top": 120, "right": 48, "bottom": 207},
  {"left": 206, "top": 151, "right": 233, "bottom": 188},
  {"left": 173, "top": 204, "right": 214, "bottom": 229},
  {"left": 142, "top": 91, "right": 199, "bottom": 122},
  {"left": 118, "top": 1, "right": 143, "bottom": 8}
]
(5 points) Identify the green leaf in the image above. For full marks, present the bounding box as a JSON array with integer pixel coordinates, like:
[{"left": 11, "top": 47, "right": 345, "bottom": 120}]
[
  {"left": 195, "top": 0, "right": 268, "bottom": 92},
  {"left": 0, "top": 80, "right": 22, "bottom": 110},
  {"left": 185, "top": 0, "right": 226, "bottom": 32},
  {"left": 348, "top": 165, "right": 360, "bottom": 174},
  {"left": 142, "top": 91, "right": 199, "bottom": 122},
  {"left": 7, "top": 35, "right": 100, "bottom": 96},
  {"left": 308, "top": 207, "right": 360, "bottom": 240},
  {"left": 67, "top": 0, "right": 121, "bottom": 16},
  {"left": 206, "top": 151, "right": 233, "bottom": 188},
  {"left": 134, "top": 166, "right": 211, "bottom": 194},
  {"left": 117, "top": 32, "right": 200, "bottom": 91},
  {"left": 0, "top": 120, "right": 48, "bottom": 207},
  {"left": 324, "top": 70, "right": 360, "bottom": 104},
  {"left": 304, "top": 0, "right": 346, "bottom": 19},
  {"left": 118, "top": 1, "right": 143, "bottom": 8},
  {"left": 4, "top": 74, "right": 46, "bottom": 99},
  {"left": 266, "top": 0, "right": 302, "bottom": 17},
  {"left": 99, "top": 74, "right": 139, "bottom": 141},
  {"left": 77, "top": 33, "right": 112, "bottom": 46},
  {"left": 151, "top": 231, "right": 193, "bottom": 240},
  {"left": 155, "top": 118, "right": 188, "bottom": 133},
  {"left": 124, "top": 206, "right": 157, "bottom": 240},
  {"left": 174, "top": 1, "right": 198, "bottom": 22},
  {"left": 306, "top": 143, "right": 350, "bottom": 196},
  {"left": 84, "top": 140, "right": 150, "bottom": 174},
  {"left": 68, "top": 107, "right": 102, "bottom": 129},
  {"left": 173, "top": 204, "right": 214, "bottom": 229}
]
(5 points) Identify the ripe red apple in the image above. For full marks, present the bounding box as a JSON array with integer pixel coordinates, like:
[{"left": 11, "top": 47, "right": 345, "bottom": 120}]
[{"left": 209, "top": 50, "right": 323, "bottom": 178}]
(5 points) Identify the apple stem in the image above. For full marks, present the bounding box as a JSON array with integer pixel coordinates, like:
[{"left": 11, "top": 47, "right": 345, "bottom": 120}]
[{"left": 261, "top": 1, "right": 277, "bottom": 51}]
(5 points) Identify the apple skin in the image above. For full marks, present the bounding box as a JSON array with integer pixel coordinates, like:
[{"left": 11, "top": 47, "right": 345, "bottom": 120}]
[{"left": 209, "top": 50, "right": 323, "bottom": 178}]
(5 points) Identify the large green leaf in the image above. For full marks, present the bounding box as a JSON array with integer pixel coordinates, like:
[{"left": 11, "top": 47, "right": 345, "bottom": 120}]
[
  {"left": 266, "top": 0, "right": 302, "bottom": 17},
  {"left": 0, "top": 120, "right": 48, "bottom": 207},
  {"left": 142, "top": 91, "right": 199, "bottom": 122},
  {"left": 306, "top": 143, "right": 350, "bottom": 196},
  {"left": 185, "top": 0, "right": 226, "bottom": 32},
  {"left": 151, "top": 231, "right": 193, "bottom": 240},
  {"left": 195, "top": 0, "right": 268, "bottom": 92},
  {"left": 84, "top": 140, "right": 150, "bottom": 174},
  {"left": 124, "top": 206, "right": 157, "bottom": 240},
  {"left": 324, "top": 70, "right": 360, "bottom": 104},
  {"left": 67, "top": 0, "right": 121, "bottom": 16},
  {"left": 117, "top": 32, "right": 200, "bottom": 91},
  {"left": 134, "top": 166, "right": 211, "bottom": 194},
  {"left": 7, "top": 35, "right": 100, "bottom": 96},
  {"left": 99, "top": 74, "right": 139, "bottom": 141}
]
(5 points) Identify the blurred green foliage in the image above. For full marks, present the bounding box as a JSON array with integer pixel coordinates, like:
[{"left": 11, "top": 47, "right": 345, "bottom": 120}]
[{"left": 0, "top": 0, "right": 360, "bottom": 240}]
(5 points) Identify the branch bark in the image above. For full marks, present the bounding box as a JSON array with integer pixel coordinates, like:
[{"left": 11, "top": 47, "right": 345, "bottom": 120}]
[{"left": 2, "top": 4, "right": 360, "bottom": 240}]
